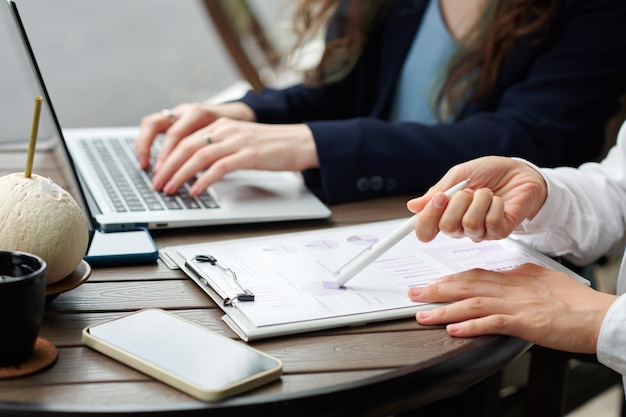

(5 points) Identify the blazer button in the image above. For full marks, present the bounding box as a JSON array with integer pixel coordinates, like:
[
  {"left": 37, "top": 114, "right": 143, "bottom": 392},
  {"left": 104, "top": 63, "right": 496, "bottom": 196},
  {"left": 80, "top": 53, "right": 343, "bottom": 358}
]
[
  {"left": 356, "top": 177, "right": 369, "bottom": 191},
  {"left": 370, "top": 176, "right": 383, "bottom": 191}
]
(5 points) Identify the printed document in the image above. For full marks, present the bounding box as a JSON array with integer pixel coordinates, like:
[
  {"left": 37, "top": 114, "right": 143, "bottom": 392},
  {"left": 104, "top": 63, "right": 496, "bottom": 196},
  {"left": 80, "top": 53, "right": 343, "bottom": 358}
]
[{"left": 161, "top": 219, "right": 587, "bottom": 340}]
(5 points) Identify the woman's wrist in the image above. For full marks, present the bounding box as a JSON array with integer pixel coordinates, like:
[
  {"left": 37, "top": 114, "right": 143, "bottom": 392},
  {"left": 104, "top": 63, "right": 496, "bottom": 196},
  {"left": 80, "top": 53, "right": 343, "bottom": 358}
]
[{"left": 218, "top": 102, "right": 257, "bottom": 122}]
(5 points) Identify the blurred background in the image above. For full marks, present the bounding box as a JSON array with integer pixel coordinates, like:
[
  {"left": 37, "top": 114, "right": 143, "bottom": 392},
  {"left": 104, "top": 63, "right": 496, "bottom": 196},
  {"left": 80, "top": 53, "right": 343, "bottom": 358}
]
[
  {"left": 0, "top": 0, "right": 298, "bottom": 143},
  {"left": 0, "top": 1, "right": 622, "bottom": 415}
]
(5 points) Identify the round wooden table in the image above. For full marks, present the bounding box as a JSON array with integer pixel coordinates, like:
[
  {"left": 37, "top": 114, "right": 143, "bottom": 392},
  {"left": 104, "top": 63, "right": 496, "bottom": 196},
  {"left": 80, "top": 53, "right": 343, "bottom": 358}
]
[{"left": 0, "top": 152, "right": 531, "bottom": 416}]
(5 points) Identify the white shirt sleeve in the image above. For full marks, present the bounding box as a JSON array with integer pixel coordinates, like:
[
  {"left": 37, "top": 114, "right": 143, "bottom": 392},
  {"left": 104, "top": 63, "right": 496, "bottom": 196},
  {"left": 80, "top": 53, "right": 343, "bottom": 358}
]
[
  {"left": 511, "top": 122, "right": 626, "bottom": 266},
  {"left": 597, "top": 292, "right": 626, "bottom": 378},
  {"left": 511, "top": 121, "right": 626, "bottom": 397}
]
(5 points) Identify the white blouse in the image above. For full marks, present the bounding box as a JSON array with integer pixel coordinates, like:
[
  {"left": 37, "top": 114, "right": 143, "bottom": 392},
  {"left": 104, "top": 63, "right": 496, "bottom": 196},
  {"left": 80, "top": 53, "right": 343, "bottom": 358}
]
[{"left": 512, "top": 121, "right": 626, "bottom": 395}]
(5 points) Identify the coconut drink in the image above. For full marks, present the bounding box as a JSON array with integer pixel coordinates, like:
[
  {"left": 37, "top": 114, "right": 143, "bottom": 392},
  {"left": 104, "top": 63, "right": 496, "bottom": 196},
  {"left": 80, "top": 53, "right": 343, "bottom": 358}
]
[
  {"left": 0, "top": 96, "right": 89, "bottom": 285},
  {"left": 0, "top": 172, "right": 88, "bottom": 284}
]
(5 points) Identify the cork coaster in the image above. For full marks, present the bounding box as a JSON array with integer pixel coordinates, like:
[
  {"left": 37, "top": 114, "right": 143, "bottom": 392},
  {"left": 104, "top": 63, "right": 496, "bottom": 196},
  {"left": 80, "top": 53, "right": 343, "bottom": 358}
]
[{"left": 0, "top": 338, "right": 58, "bottom": 379}]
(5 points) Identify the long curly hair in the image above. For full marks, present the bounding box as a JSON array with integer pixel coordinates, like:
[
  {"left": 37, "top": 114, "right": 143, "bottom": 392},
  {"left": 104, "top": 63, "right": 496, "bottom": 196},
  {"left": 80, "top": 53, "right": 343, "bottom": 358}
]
[{"left": 289, "top": 0, "right": 557, "bottom": 120}]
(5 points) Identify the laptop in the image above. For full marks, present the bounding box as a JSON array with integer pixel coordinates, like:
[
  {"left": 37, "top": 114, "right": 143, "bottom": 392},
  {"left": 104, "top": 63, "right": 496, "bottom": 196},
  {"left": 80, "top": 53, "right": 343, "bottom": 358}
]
[{"left": 2, "top": 0, "right": 330, "bottom": 232}]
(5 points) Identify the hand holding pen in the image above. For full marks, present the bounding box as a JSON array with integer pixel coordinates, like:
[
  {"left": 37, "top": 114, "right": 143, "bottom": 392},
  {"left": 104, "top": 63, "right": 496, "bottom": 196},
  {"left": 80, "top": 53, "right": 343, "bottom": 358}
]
[
  {"left": 409, "top": 156, "right": 549, "bottom": 244},
  {"left": 333, "top": 179, "right": 469, "bottom": 287}
]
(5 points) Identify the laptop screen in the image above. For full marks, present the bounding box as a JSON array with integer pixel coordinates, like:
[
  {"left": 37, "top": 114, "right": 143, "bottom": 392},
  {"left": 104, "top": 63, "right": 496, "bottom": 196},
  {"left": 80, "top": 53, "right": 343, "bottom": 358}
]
[
  {"left": 0, "top": 2, "right": 55, "bottom": 149},
  {"left": 2, "top": 0, "right": 96, "bottom": 230}
]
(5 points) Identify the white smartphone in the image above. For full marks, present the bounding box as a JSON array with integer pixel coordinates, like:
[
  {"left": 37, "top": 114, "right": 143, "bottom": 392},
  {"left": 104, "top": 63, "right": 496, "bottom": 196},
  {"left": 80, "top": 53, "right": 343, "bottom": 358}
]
[{"left": 82, "top": 308, "right": 282, "bottom": 401}]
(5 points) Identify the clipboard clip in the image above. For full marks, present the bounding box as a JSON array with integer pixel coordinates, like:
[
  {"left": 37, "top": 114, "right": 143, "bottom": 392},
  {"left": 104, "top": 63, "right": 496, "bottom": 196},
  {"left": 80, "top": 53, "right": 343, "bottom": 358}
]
[{"left": 192, "top": 254, "right": 255, "bottom": 306}]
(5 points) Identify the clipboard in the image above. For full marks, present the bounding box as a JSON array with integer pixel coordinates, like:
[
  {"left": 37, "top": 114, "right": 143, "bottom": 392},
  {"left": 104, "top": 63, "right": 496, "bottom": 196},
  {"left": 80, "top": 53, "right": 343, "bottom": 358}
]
[
  {"left": 184, "top": 254, "right": 254, "bottom": 306},
  {"left": 160, "top": 218, "right": 589, "bottom": 341}
]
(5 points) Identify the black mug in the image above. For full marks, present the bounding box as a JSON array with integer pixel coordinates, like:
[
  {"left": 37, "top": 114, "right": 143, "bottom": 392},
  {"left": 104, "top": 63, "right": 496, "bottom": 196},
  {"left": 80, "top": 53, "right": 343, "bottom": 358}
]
[{"left": 0, "top": 250, "right": 46, "bottom": 366}]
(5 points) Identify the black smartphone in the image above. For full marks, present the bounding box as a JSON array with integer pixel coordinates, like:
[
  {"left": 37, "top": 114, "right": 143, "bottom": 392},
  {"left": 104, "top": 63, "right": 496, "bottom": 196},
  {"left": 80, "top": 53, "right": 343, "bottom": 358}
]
[{"left": 84, "top": 227, "right": 158, "bottom": 267}]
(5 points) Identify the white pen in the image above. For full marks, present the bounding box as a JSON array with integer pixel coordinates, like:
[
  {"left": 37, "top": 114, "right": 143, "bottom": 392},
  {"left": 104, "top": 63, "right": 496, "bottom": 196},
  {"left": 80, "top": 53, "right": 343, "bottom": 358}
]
[{"left": 333, "top": 179, "right": 470, "bottom": 287}]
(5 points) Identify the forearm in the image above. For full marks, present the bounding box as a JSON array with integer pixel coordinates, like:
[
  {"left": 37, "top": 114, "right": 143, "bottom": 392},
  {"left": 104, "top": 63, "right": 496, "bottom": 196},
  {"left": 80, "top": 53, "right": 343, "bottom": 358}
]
[{"left": 209, "top": 102, "right": 256, "bottom": 122}]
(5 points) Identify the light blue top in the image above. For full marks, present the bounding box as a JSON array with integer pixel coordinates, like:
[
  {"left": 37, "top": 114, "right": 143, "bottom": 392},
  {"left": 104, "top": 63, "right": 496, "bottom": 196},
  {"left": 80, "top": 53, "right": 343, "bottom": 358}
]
[{"left": 388, "top": 0, "right": 459, "bottom": 124}]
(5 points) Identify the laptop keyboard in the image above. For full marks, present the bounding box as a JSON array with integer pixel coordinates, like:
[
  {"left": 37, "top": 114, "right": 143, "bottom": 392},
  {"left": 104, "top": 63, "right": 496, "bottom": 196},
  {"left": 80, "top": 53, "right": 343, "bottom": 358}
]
[{"left": 79, "top": 136, "right": 219, "bottom": 212}]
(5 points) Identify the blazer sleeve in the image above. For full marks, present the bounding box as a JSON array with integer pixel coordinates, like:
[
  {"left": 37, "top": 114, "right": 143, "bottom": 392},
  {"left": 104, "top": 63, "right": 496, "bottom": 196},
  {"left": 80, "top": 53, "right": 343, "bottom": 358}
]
[{"left": 241, "top": 0, "right": 626, "bottom": 204}]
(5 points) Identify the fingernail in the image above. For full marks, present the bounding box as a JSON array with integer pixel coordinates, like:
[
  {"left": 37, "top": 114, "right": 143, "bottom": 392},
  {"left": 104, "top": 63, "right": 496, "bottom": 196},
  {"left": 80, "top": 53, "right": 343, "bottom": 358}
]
[
  {"left": 447, "top": 324, "right": 461, "bottom": 335},
  {"left": 408, "top": 287, "right": 422, "bottom": 297},
  {"left": 416, "top": 310, "right": 430, "bottom": 319},
  {"left": 163, "top": 182, "right": 176, "bottom": 194}
]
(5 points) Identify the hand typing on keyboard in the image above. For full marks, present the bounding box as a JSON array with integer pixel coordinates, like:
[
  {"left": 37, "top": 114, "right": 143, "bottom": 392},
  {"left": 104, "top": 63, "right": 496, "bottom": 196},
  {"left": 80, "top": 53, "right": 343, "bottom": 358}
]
[
  {"left": 81, "top": 137, "right": 218, "bottom": 213},
  {"left": 134, "top": 102, "right": 319, "bottom": 197}
]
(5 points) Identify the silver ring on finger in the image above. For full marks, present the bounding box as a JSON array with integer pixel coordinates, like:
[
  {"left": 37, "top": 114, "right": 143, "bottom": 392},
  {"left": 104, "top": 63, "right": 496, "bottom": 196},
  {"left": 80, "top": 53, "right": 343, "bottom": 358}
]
[
  {"left": 160, "top": 108, "right": 176, "bottom": 125},
  {"left": 202, "top": 133, "right": 213, "bottom": 146}
]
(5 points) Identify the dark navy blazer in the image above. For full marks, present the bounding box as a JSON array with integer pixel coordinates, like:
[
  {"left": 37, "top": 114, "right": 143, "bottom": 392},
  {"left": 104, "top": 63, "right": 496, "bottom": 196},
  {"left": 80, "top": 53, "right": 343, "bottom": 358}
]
[{"left": 240, "top": 0, "right": 626, "bottom": 204}]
